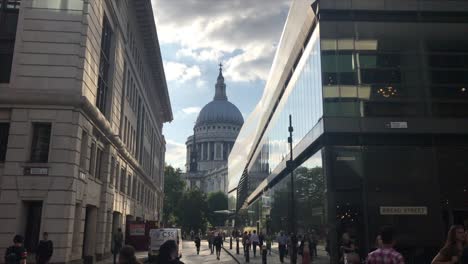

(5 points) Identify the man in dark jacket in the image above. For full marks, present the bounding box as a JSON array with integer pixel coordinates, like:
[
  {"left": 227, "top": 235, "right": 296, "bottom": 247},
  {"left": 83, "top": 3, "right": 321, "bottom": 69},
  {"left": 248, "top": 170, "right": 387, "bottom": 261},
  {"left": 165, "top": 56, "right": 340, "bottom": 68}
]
[
  {"left": 36, "top": 232, "right": 53, "bottom": 264},
  {"left": 112, "top": 228, "right": 124, "bottom": 264}
]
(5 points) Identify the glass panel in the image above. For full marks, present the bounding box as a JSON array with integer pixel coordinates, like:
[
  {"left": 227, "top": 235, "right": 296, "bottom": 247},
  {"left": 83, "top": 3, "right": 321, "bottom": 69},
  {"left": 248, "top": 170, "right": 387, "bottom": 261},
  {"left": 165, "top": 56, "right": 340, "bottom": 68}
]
[{"left": 0, "top": 123, "right": 10, "bottom": 162}]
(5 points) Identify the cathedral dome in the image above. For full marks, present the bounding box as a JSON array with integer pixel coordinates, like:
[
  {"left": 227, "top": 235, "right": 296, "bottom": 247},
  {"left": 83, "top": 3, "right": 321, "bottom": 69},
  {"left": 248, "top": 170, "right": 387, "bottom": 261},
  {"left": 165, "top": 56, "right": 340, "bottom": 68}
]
[
  {"left": 195, "top": 65, "right": 244, "bottom": 128},
  {"left": 196, "top": 100, "right": 244, "bottom": 127}
]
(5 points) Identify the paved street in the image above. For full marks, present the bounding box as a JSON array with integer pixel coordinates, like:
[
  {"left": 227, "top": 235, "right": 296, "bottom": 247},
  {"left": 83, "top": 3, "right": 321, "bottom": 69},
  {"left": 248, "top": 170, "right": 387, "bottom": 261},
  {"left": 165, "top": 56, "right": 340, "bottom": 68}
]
[
  {"left": 222, "top": 239, "right": 330, "bottom": 264},
  {"left": 181, "top": 240, "right": 237, "bottom": 264}
]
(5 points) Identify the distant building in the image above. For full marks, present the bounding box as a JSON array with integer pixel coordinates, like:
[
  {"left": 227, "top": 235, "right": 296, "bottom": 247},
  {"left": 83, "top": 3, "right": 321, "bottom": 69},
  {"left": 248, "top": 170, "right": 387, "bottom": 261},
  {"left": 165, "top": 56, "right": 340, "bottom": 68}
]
[
  {"left": 184, "top": 66, "right": 243, "bottom": 193},
  {"left": 0, "top": 0, "right": 172, "bottom": 263}
]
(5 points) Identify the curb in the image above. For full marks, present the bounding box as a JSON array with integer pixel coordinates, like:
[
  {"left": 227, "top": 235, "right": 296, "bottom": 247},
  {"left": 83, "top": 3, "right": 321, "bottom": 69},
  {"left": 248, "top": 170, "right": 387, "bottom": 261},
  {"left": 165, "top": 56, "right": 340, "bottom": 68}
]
[{"left": 222, "top": 247, "right": 241, "bottom": 264}]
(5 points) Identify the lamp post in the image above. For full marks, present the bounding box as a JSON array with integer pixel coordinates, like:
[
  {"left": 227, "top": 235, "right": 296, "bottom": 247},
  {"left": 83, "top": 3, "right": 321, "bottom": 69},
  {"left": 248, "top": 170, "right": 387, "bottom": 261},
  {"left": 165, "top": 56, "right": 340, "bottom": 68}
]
[{"left": 287, "top": 114, "right": 295, "bottom": 235}]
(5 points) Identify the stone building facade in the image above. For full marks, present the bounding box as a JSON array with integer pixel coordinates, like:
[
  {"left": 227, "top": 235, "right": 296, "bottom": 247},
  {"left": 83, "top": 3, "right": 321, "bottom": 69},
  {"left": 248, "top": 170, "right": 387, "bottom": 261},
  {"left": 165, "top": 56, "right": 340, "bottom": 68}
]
[
  {"left": 0, "top": 0, "right": 172, "bottom": 263},
  {"left": 184, "top": 67, "right": 243, "bottom": 194}
]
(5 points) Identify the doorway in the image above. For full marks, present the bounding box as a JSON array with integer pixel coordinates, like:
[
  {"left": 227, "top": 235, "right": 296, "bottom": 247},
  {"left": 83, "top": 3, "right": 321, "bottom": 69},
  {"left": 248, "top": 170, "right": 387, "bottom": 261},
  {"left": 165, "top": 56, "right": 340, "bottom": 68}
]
[{"left": 23, "top": 201, "right": 43, "bottom": 253}]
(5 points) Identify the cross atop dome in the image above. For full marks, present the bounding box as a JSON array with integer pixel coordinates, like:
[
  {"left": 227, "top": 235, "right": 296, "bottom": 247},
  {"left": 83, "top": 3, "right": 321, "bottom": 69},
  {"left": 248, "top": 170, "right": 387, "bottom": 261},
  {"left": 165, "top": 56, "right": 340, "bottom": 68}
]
[{"left": 215, "top": 63, "right": 227, "bottom": 100}]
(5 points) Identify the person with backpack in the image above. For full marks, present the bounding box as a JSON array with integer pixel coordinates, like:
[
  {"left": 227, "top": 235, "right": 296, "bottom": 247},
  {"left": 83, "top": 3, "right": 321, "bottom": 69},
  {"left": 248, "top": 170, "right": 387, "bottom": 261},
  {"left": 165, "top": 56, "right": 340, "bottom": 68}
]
[
  {"left": 194, "top": 236, "right": 201, "bottom": 255},
  {"left": 4, "top": 235, "right": 27, "bottom": 264},
  {"left": 36, "top": 232, "right": 53, "bottom": 264}
]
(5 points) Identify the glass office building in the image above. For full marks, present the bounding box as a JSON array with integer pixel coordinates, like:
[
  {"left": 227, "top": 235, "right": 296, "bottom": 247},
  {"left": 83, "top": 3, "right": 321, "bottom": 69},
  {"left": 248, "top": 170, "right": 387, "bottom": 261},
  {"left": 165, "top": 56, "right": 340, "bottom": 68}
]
[{"left": 228, "top": 0, "right": 468, "bottom": 263}]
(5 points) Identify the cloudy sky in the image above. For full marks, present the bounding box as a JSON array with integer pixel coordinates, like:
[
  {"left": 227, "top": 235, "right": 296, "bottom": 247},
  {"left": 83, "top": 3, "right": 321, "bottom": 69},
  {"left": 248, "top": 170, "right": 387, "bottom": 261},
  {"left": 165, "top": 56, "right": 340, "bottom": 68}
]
[{"left": 152, "top": 0, "right": 291, "bottom": 170}]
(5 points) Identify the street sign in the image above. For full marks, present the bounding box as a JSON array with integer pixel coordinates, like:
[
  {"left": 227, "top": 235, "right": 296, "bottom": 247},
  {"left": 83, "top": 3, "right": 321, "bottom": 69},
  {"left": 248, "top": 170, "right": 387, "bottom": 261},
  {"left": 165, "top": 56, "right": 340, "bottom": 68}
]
[
  {"left": 380, "top": 206, "right": 427, "bottom": 215},
  {"left": 129, "top": 223, "right": 145, "bottom": 236}
]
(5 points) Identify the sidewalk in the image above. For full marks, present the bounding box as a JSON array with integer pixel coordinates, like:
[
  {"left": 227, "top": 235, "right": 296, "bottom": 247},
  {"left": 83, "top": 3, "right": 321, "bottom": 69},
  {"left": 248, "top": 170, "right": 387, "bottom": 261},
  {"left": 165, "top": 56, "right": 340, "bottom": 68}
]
[
  {"left": 222, "top": 240, "right": 330, "bottom": 264},
  {"left": 96, "top": 251, "right": 148, "bottom": 264}
]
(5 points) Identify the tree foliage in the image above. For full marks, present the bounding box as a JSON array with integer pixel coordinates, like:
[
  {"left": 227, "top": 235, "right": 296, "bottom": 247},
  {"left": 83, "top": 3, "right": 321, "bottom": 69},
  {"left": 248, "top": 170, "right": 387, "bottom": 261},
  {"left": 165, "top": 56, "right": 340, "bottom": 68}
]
[
  {"left": 163, "top": 165, "right": 186, "bottom": 226},
  {"left": 207, "top": 191, "right": 228, "bottom": 227},
  {"left": 176, "top": 189, "right": 208, "bottom": 233}
]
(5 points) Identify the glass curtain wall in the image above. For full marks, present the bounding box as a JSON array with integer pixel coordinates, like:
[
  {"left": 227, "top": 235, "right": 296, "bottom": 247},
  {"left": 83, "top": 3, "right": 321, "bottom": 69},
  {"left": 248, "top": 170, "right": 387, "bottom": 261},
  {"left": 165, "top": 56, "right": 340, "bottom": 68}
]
[
  {"left": 245, "top": 26, "right": 323, "bottom": 197},
  {"left": 320, "top": 20, "right": 468, "bottom": 117},
  {"left": 249, "top": 150, "right": 330, "bottom": 263}
]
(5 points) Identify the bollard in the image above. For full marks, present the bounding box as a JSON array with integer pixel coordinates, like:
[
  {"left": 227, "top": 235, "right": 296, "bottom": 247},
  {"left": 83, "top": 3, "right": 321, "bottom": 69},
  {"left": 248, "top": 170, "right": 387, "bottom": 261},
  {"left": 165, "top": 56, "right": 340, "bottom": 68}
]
[
  {"left": 262, "top": 246, "right": 267, "bottom": 264},
  {"left": 245, "top": 246, "right": 250, "bottom": 263},
  {"left": 230, "top": 236, "right": 233, "bottom": 249},
  {"left": 236, "top": 238, "right": 240, "bottom": 254}
]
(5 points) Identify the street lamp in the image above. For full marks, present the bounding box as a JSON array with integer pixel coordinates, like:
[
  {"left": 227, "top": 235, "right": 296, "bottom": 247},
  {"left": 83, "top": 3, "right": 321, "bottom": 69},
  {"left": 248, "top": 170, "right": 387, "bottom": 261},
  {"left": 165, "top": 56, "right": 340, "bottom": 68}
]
[{"left": 287, "top": 114, "right": 296, "bottom": 235}]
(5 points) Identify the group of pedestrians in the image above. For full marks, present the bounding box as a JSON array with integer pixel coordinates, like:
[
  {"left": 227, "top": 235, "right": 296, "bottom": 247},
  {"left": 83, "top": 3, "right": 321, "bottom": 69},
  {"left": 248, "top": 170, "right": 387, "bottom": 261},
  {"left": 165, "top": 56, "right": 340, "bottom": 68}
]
[
  {"left": 4, "top": 232, "right": 53, "bottom": 264},
  {"left": 192, "top": 230, "right": 224, "bottom": 260}
]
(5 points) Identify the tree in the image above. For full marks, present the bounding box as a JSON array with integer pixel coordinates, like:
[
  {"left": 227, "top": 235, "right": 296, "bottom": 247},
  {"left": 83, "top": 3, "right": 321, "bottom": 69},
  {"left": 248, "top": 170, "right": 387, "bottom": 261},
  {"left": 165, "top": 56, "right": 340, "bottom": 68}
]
[
  {"left": 176, "top": 189, "right": 209, "bottom": 233},
  {"left": 207, "top": 191, "right": 229, "bottom": 227},
  {"left": 163, "top": 165, "right": 186, "bottom": 226}
]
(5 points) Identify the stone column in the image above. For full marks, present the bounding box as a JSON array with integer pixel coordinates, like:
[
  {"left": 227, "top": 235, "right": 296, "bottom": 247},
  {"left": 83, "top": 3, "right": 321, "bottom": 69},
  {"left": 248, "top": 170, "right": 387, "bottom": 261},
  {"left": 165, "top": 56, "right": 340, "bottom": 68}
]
[{"left": 201, "top": 142, "right": 205, "bottom": 161}]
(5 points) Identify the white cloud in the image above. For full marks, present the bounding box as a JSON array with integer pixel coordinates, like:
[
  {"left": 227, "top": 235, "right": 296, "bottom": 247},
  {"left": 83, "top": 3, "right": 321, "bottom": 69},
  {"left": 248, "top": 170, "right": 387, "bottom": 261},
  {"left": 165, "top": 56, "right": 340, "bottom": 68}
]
[
  {"left": 164, "top": 61, "right": 201, "bottom": 82},
  {"left": 182, "top": 106, "right": 201, "bottom": 115},
  {"left": 176, "top": 48, "right": 223, "bottom": 62},
  {"left": 153, "top": 0, "right": 290, "bottom": 82},
  {"left": 165, "top": 139, "right": 187, "bottom": 171}
]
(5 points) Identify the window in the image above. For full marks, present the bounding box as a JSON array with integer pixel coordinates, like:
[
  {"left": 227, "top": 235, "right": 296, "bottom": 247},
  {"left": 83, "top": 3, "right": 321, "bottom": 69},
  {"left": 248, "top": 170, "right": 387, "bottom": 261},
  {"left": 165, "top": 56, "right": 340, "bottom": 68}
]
[
  {"left": 79, "top": 131, "right": 88, "bottom": 169},
  {"left": 30, "top": 123, "right": 51, "bottom": 163},
  {"left": 132, "top": 176, "right": 137, "bottom": 199},
  {"left": 127, "top": 173, "right": 131, "bottom": 195},
  {"left": 115, "top": 162, "right": 120, "bottom": 189},
  {"left": 0, "top": 123, "right": 9, "bottom": 162},
  {"left": 96, "top": 15, "right": 113, "bottom": 114},
  {"left": 0, "top": 0, "right": 20, "bottom": 83},
  {"left": 110, "top": 157, "right": 115, "bottom": 186},
  {"left": 120, "top": 168, "right": 126, "bottom": 193},
  {"left": 89, "top": 142, "right": 96, "bottom": 175},
  {"left": 95, "top": 147, "right": 104, "bottom": 180}
]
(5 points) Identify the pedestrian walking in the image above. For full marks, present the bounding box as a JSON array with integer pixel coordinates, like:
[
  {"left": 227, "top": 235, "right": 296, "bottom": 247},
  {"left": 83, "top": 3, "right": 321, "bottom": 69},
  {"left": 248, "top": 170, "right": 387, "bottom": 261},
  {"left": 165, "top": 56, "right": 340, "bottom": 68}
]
[
  {"left": 118, "top": 246, "right": 141, "bottom": 264},
  {"left": 194, "top": 236, "right": 201, "bottom": 255},
  {"left": 310, "top": 230, "right": 318, "bottom": 257},
  {"left": 251, "top": 230, "right": 260, "bottom": 257},
  {"left": 278, "top": 231, "right": 288, "bottom": 263},
  {"left": 290, "top": 233, "right": 299, "bottom": 264},
  {"left": 299, "top": 234, "right": 313, "bottom": 264},
  {"left": 432, "top": 225, "right": 466, "bottom": 264},
  {"left": 242, "top": 231, "right": 249, "bottom": 253},
  {"left": 214, "top": 232, "right": 224, "bottom": 260},
  {"left": 190, "top": 230, "right": 195, "bottom": 241},
  {"left": 208, "top": 231, "right": 214, "bottom": 254},
  {"left": 245, "top": 235, "right": 251, "bottom": 263},
  {"left": 340, "top": 232, "right": 357, "bottom": 264},
  {"left": 4, "top": 235, "right": 27, "bottom": 264},
  {"left": 112, "top": 228, "right": 124, "bottom": 264},
  {"left": 366, "top": 226, "right": 404, "bottom": 264},
  {"left": 36, "top": 232, "right": 53, "bottom": 264},
  {"left": 259, "top": 232, "right": 265, "bottom": 247},
  {"left": 157, "top": 240, "right": 184, "bottom": 264},
  {"left": 266, "top": 235, "right": 272, "bottom": 256}
]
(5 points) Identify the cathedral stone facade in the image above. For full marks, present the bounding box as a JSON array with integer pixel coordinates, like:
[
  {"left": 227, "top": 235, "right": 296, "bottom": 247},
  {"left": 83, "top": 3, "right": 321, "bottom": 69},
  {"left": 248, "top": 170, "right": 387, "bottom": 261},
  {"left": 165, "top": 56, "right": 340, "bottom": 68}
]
[{"left": 184, "top": 66, "right": 243, "bottom": 193}]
